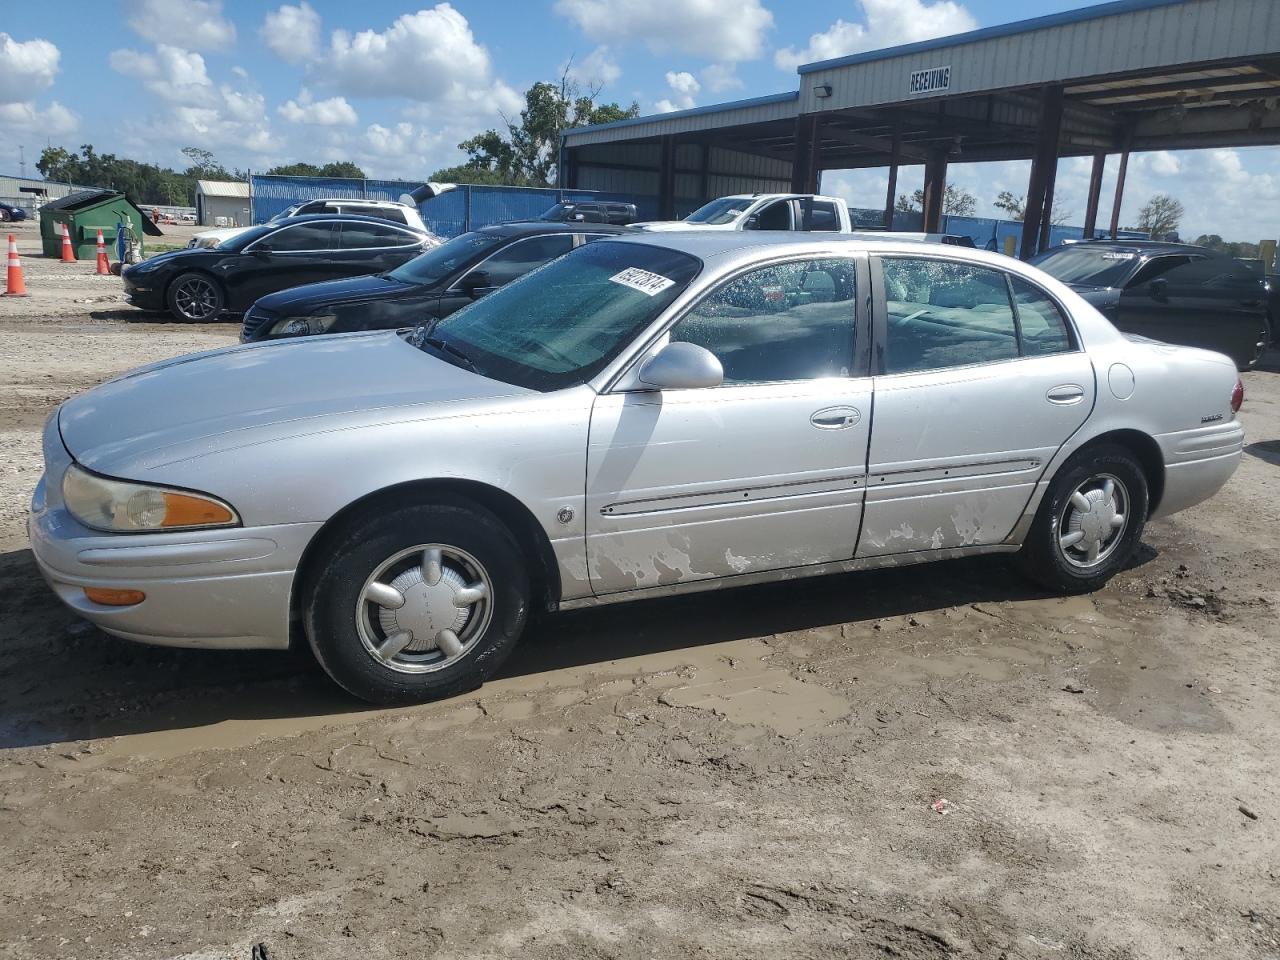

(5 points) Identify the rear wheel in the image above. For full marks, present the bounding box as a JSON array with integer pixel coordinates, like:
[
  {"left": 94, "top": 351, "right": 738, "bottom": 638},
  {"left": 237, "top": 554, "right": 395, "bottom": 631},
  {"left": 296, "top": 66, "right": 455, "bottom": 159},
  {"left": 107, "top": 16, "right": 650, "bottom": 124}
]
[
  {"left": 166, "top": 271, "right": 224, "bottom": 322},
  {"left": 304, "top": 501, "right": 529, "bottom": 704},
  {"left": 1015, "top": 444, "right": 1149, "bottom": 594},
  {"left": 0, "top": 208, "right": 9, "bottom": 223}
]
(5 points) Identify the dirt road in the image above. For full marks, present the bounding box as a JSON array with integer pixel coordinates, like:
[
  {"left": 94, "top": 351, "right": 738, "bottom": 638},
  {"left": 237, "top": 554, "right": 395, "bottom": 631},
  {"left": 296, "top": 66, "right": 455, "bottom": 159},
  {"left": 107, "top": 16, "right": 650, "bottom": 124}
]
[{"left": 2, "top": 218, "right": 1278, "bottom": 959}]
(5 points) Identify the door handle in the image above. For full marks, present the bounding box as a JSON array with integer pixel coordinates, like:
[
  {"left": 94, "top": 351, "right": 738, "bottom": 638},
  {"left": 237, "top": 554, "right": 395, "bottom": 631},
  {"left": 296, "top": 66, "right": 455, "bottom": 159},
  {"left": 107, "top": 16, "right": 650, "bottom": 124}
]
[
  {"left": 810, "top": 406, "right": 861, "bottom": 429},
  {"left": 1046, "top": 384, "right": 1085, "bottom": 405}
]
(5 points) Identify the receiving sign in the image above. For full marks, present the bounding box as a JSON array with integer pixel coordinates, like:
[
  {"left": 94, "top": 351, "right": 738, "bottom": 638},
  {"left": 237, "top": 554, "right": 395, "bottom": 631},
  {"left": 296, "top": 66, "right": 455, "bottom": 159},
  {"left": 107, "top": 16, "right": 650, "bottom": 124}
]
[{"left": 909, "top": 65, "right": 951, "bottom": 95}]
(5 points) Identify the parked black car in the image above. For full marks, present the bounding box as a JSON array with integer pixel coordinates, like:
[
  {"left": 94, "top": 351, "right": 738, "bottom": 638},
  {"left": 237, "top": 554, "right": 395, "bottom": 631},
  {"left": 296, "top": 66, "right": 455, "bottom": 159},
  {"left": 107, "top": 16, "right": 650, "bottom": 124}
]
[
  {"left": 240, "top": 220, "right": 627, "bottom": 342},
  {"left": 1030, "top": 240, "right": 1270, "bottom": 368},
  {"left": 536, "top": 200, "right": 638, "bottom": 225},
  {"left": 0, "top": 201, "right": 28, "bottom": 222},
  {"left": 123, "top": 214, "right": 434, "bottom": 322}
]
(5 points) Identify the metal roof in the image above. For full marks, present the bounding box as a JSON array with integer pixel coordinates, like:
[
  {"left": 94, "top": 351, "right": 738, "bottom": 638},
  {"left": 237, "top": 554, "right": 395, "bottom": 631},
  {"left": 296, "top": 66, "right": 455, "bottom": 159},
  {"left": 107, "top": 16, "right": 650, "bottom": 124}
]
[
  {"left": 564, "top": 93, "right": 798, "bottom": 147},
  {"left": 196, "top": 179, "right": 251, "bottom": 198}
]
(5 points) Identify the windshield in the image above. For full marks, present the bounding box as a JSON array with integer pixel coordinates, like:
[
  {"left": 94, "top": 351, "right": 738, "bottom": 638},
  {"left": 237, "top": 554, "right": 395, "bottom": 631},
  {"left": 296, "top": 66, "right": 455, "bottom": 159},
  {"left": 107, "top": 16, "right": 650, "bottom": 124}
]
[
  {"left": 387, "top": 231, "right": 504, "bottom": 285},
  {"left": 685, "top": 197, "right": 752, "bottom": 225},
  {"left": 266, "top": 204, "right": 301, "bottom": 225},
  {"left": 538, "top": 202, "right": 575, "bottom": 221},
  {"left": 1030, "top": 246, "right": 1142, "bottom": 287},
  {"left": 423, "top": 241, "right": 701, "bottom": 391},
  {"left": 217, "top": 224, "right": 275, "bottom": 251}
]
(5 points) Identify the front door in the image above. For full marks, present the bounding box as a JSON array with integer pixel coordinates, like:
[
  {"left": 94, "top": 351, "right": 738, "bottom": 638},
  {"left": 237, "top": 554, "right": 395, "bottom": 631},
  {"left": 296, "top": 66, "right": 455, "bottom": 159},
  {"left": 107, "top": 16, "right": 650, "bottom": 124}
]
[
  {"left": 586, "top": 256, "right": 871, "bottom": 595},
  {"left": 229, "top": 220, "right": 339, "bottom": 308},
  {"left": 858, "top": 256, "right": 1095, "bottom": 557}
]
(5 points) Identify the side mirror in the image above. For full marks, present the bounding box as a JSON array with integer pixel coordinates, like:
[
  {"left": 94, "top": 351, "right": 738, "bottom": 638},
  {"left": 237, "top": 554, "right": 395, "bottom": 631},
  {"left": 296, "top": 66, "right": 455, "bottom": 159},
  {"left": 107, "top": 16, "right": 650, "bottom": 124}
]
[
  {"left": 460, "top": 270, "right": 492, "bottom": 298},
  {"left": 1149, "top": 277, "right": 1169, "bottom": 300},
  {"left": 743, "top": 214, "right": 760, "bottom": 230},
  {"left": 637, "top": 342, "right": 723, "bottom": 390}
]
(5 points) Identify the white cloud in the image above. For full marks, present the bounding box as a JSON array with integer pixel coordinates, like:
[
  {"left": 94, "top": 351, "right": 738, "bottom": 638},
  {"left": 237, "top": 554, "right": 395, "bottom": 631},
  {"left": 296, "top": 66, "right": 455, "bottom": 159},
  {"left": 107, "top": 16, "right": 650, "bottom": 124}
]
[
  {"left": 110, "top": 45, "right": 215, "bottom": 105},
  {"left": 0, "top": 100, "right": 78, "bottom": 136},
  {"left": 125, "top": 0, "right": 236, "bottom": 52},
  {"left": 325, "top": 5, "right": 494, "bottom": 102},
  {"left": 564, "top": 46, "right": 621, "bottom": 87},
  {"left": 701, "top": 63, "right": 742, "bottom": 94},
  {"left": 261, "top": 2, "right": 322, "bottom": 65},
  {"left": 775, "top": 0, "right": 977, "bottom": 71},
  {"left": 655, "top": 70, "right": 700, "bottom": 113},
  {"left": 0, "top": 33, "right": 60, "bottom": 103},
  {"left": 1148, "top": 150, "right": 1181, "bottom": 175},
  {"left": 278, "top": 88, "right": 358, "bottom": 125},
  {"left": 555, "top": 0, "right": 773, "bottom": 61}
]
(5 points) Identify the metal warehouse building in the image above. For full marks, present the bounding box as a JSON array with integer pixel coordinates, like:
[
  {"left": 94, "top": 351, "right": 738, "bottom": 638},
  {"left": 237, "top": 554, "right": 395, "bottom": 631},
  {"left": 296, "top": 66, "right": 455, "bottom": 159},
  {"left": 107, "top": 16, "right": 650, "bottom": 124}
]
[
  {"left": 195, "top": 179, "right": 251, "bottom": 227},
  {"left": 560, "top": 0, "right": 1280, "bottom": 257}
]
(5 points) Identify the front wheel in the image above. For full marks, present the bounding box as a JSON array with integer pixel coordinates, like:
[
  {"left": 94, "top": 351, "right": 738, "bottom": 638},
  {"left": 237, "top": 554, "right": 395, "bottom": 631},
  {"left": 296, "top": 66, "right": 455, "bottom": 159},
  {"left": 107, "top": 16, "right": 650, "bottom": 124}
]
[
  {"left": 166, "top": 271, "right": 224, "bottom": 322},
  {"left": 1014, "top": 444, "right": 1149, "bottom": 594},
  {"left": 303, "top": 501, "right": 529, "bottom": 704}
]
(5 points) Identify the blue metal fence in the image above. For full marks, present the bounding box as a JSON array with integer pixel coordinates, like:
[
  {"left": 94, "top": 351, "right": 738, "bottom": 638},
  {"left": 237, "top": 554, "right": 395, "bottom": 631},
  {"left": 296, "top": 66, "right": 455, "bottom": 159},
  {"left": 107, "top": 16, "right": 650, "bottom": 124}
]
[{"left": 250, "top": 175, "right": 655, "bottom": 237}]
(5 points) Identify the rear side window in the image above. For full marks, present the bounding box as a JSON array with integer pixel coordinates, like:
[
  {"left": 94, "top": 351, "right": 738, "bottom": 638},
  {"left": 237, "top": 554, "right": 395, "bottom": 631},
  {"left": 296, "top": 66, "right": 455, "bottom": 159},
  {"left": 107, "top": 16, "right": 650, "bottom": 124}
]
[
  {"left": 266, "top": 222, "right": 335, "bottom": 251},
  {"left": 882, "top": 258, "right": 1018, "bottom": 373},
  {"left": 802, "top": 200, "right": 840, "bottom": 232},
  {"left": 339, "top": 222, "right": 417, "bottom": 249},
  {"left": 1011, "top": 276, "right": 1073, "bottom": 356},
  {"left": 477, "top": 234, "right": 574, "bottom": 285}
]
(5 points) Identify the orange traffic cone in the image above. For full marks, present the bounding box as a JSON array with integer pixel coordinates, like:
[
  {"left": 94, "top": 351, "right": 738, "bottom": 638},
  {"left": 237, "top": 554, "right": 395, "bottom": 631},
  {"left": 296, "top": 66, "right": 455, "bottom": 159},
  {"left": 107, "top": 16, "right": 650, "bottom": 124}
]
[
  {"left": 95, "top": 229, "right": 110, "bottom": 275},
  {"left": 60, "top": 222, "right": 76, "bottom": 262},
  {"left": 4, "top": 234, "right": 29, "bottom": 296}
]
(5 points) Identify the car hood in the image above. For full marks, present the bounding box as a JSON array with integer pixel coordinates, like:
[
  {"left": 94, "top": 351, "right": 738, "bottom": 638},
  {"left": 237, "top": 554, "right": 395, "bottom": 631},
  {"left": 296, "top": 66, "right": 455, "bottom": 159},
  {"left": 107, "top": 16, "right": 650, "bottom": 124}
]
[
  {"left": 253, "top": 273, "right": 417, "bottom": 314},
  {"left": 59, "top": 332, "right": 530, "bottom": 473}
]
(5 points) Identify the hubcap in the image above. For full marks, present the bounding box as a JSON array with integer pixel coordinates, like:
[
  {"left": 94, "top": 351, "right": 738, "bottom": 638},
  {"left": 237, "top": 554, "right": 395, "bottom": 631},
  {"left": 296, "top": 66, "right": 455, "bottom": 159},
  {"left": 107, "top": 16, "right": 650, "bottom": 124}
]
[
  {"left": 355, "top": 545, "right": 492, "bottom": 674},
  {"left": 1057, "top": 473, "right": 1129, "bottom": 569},
  {"left": 175, "top": 278, "right": 217, "bottom": 320}
]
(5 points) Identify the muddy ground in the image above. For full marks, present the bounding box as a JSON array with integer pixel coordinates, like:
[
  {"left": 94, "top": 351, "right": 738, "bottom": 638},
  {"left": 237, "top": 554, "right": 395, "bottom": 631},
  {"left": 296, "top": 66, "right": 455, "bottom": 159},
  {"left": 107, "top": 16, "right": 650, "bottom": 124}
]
[{"left": 1, "top": 216, "right": 1278, "bottom": 960}]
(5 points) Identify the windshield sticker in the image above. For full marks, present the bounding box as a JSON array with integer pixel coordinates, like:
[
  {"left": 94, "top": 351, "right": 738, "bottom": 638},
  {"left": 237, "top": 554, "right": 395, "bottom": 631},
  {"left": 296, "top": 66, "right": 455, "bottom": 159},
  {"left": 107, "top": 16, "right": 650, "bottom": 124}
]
[
  {"left": 1101, "top": 252, "right": 1138, "bottom": 260},
  {"left": 761, "top": 283, "right": 785, "bottom": 302},
  {"left": 610, "top": 267, "right": 675, "bottom": 296}
]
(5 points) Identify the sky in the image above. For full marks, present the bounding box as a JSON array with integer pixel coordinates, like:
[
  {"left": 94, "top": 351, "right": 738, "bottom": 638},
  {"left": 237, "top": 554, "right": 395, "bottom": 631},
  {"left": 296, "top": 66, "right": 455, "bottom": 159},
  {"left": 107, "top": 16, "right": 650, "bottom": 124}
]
[{"left": 0, "top": 0, "right": 1276, "bottom": 241}]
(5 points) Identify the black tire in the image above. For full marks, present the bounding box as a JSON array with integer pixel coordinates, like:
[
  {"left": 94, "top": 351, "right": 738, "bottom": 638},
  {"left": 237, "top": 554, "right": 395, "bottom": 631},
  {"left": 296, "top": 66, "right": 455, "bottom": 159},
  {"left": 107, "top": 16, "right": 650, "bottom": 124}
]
[
  {"left": 303, "top": 500, "right": 529, "bottom": 704},
  {"left": 1014, "top": 443, "right": 1149, "bottom": 594},
  {"left": 166, "top": 271, "right": 224, "bottom": 322}
]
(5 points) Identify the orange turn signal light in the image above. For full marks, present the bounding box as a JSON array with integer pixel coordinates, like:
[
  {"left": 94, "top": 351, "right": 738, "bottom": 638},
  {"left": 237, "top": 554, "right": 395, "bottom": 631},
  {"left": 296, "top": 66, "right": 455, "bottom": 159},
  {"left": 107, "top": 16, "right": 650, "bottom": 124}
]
[
  {"left": 84, "top": 587, "right": 146, "bottom": 606},
  {"left": 159, "top": 492, "right": 236, "bottom": 528}
]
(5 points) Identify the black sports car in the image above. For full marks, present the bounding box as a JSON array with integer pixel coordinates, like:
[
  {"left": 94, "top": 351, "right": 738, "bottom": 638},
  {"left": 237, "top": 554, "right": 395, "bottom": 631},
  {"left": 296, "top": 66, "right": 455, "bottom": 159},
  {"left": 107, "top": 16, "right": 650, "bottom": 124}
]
[
  {"left": 240, "top": 220, "right": 627, "bottom": 342},
  {"left": 1030, "top": 240, "right": 1270, "bottom": 369},
  {"left": 123, "top": 214, "right": 434, "bottom": 322}
]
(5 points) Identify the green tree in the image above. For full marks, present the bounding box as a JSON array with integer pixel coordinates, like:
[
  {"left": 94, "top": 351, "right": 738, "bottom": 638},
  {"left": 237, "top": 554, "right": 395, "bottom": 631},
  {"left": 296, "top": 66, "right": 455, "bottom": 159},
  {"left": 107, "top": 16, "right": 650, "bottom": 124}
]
[
  {"left": 428, "top": 164, "right": 514, "bottom": 186},
  {"left": 457, "top": 70, "right": 639, "bottom": 187},
  {"left": 264, "top": 161, "right": 367, "bottom": 179},
  {"left": 895, "top": 184, "right": 978, "bottom": 217},
  {"left": 992, "top": 190, "right": 1072, "bottom": 225},
  {"left": 1134, "top": 193, "right": 1184, "bottom": 240}
]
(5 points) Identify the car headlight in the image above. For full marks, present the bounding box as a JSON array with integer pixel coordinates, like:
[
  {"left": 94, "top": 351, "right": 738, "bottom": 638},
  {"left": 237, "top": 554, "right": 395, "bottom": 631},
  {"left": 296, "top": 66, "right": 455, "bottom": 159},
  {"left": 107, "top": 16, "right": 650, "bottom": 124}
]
[
  {"left": 270, "top": 313, "right": 339, "bottom": 337},
  {"left": 62, "top": 465, "right": 239, "bottom": 533}
]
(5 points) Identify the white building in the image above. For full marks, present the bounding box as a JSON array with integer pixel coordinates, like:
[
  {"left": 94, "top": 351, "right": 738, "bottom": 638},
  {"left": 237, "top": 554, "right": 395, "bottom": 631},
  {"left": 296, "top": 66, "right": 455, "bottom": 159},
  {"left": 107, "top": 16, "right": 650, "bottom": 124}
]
[{"left": 195, "top": 180, "right": 251, "bottom": 227}]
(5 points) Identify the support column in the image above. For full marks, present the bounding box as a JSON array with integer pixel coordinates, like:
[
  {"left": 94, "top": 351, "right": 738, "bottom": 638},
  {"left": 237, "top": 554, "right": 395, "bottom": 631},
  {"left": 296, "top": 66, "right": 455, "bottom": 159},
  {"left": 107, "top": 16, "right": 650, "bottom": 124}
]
[
  {"left": 1109, "top": 130, "right": 1133, "bottom": 238},
  {"left": 658, "top": 135, "right": 676, "bottom": 220},
  {"left": 921, "top": 149, "right": 948, "bottom": 234},
  {"left": 1081, "top": 151, "right": 1106, "bottom": 240},
  {"left": 557, "top": 143, "right": 574, "bottom": 189},
  {"left": 1038, "top": 155, "right": 1060, "bottom": 251},
  {"left": 790, "top": 114, "right": 821, "bottom": 194},
  {"left": 883, "top": 124, "right": 900, "bottom": 229},
  {"left": 1020, "top": 84, "right": 1064, "bottom": 260}
]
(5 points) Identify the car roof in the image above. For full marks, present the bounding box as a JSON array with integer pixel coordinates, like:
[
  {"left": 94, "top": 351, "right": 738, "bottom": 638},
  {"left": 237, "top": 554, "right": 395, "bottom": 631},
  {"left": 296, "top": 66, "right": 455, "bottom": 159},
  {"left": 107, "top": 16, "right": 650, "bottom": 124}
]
[
  {"left": 597, "top": 229, "right": 976, "bottom": 259},
  {"left": 269, "top": 212, "right": 427, "bottom": 231},
  {"left": 474, "top": 221, "right": 631, "bottom": 237},
  {"left": 1051, "top": 239, "right": 1215, "bottom": 256}
]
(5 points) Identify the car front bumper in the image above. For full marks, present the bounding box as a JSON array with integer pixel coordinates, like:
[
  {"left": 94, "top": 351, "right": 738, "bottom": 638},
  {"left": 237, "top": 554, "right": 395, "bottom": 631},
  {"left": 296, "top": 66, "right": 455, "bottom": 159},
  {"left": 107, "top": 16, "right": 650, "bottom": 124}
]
[
  {"left": 122, "top": 275, "right": 166, "bottom": 311},
  {"left": 28, "top": 417, "right": 320, "bottom": 650}
]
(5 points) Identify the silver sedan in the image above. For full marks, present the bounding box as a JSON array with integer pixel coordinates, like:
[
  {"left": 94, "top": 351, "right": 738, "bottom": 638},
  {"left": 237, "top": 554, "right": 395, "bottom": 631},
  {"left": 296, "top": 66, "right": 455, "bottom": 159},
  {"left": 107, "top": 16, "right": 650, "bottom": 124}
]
[{"left": 29, "top": 233, "right": 1246, "bottom": 703}]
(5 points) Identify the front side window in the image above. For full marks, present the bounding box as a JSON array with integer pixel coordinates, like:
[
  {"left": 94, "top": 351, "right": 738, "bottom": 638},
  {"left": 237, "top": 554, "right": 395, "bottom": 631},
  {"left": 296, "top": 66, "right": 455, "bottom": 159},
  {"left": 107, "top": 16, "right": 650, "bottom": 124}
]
[
  {"left": 750, "top": 200, "right": 793, "bottom": 230},
  {"left": 429, "top": 241, "right": 701, "bottom": 391},
  {"left": 882, "top": 258, "right": 1018, "bottom": 374},
  {"left": 475, "top": 234, "right": 575, "bottom": 286},
  {"left": 670, "top": 259, "right": 857, "bottom": 384},
  {"left": 264, "top": 222, "right": 335, "bottom": 252},
  {"left": 1127, "top": 255, "right": 1193, "bottom": 288}
]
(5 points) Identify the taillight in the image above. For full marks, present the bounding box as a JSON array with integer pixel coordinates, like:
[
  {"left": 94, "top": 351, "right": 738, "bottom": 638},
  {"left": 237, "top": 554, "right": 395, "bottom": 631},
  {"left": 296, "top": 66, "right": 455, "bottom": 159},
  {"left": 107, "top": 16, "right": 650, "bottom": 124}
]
[{"left": 1230, "top": 379, "right": 1244, "bottom": 414}]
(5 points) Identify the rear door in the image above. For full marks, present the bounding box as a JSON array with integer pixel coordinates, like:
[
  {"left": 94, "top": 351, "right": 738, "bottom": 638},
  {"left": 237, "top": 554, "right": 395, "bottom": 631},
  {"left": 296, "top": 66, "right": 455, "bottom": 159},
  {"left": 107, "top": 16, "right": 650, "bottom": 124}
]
[
  {"left": 859, "top": 255, "right": 1095, "bottom": 558},
  {"left": 335, "top": 221, "right": 426, "bottom": 275}
]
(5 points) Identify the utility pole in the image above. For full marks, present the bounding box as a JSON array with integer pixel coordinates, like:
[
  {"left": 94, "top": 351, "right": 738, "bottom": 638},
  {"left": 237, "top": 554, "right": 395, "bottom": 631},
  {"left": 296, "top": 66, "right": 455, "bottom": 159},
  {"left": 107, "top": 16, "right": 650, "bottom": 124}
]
[{"left": 18, "top": 145, "right": 25, "bottom": 178}]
